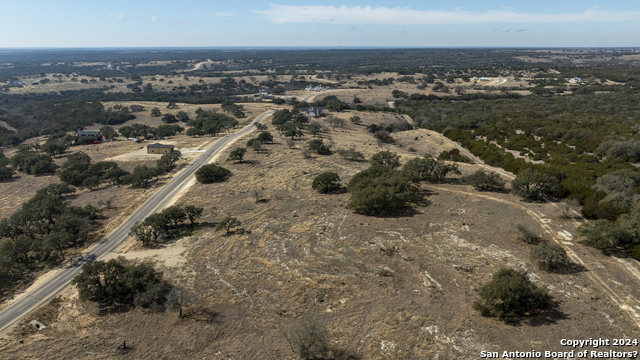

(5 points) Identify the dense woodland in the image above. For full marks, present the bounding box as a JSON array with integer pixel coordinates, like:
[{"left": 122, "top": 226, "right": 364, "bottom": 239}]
[{"left": 397, "top": 86, "right": 640, "bottom": 256}]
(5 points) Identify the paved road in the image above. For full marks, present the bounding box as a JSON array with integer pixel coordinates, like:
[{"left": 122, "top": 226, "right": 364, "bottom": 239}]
[{"left": 0, "top": 109, "right": 274, "bottom": 333}]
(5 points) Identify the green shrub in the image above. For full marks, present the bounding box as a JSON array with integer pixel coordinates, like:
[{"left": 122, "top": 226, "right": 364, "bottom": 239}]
[
  {"left": 307, "top": 139, "right": 332, "bottom": 155},
  {"left": 347, "top": 166, "right": 419, "bottom": 215},
  {"left": 473, "top": 268, "right": 551, "bottom": 323},
  {"left": 629, "top": 244, "right": 640, "bottom": 260},
  {"left": 195, "top": 164, "right": 231, "bottom": 183},
  {"left": 369, "top": 151, "right": 400, "bottom": 169},
  {"left": 530, "top": 243, "right": 569, "bottom": 271},
  {"left": 511, "top": 168, "right": 559, "bottom": 201},
  {"left": 467, "top": 170, "right": 505, "bottom": 191},
  {"left": 312, "top": 172, "right": 341, "bottom": 194}
]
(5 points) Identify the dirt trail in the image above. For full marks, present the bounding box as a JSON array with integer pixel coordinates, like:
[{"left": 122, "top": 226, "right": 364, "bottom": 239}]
[
  {"left": 0, "top": 120, "right": 17, "bottom": 133},
  {"left": 403, "top": 118, "right": 514, "bottom": 180},
  {"left": 431, "top": 185, "right": 640, "bottom": 328},
  {"left": 487, "top": 77, "right": 507, "bottom": 86},
  {"left": 182, "top": 59, "right": 213, "bottom": 72},
  {"left": 422, "top": 122, "right": 640, "bottom": 309},
  {"left": 302, "top": 89, "right": 355, "bottom": 102}
]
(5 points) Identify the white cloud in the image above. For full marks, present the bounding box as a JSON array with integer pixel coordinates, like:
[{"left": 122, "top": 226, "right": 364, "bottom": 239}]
[
  {"left": 214, "top": 12, "right": 233, "bottom": 17},
  {"left": 254, "top": 5, "right": 640, "bottom": 25},
  {"left": 149, "top": 16, "right": 159, "bottom": 22},
  {"left": 108, "top": 13, "right": 124, "bottom": 19}
]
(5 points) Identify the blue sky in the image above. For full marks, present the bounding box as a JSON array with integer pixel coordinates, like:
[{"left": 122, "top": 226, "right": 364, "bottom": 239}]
[{"left": 1, "top": 0, "right": 639, "bottom": 47}]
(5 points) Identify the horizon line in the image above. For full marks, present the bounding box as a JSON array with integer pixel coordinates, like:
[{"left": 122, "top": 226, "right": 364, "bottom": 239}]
[{"left": 1, "top": 46, "right": 640, "bottom": 51}]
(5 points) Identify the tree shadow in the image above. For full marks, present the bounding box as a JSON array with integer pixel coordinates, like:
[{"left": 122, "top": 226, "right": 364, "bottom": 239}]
[
  {"left": 365, "top": 206, "right": 425, "bottom": 219},
  {"left": 606, "top": 247, "right": 635, "bottom": 260},
  {"left": 556, "top": 262, "right": 589, "bottom": 274},
  {"left": 225, "top": 228, "right": 251, "bottom": 236},
  {"left": 330, "top": 348, "right": 362, "bottom": 360},
  {"left": 526, "top": 300, "right": 569, "bottom": 327},
  {"left": 490, "top": 298, "right": 568, "bottom": 327},
  {"left": 241, "top": 160, "right": 260, "bottom": 165},
  {"left": 340, "top": 158, "right": 368, "bottom": 163},
  {"left": 97, "top": 302, "right": 132, "bottom": 316},
  {"left": 114, "top": 341, "right": 133, "bottom": 355},
  {"left": 184, "top": 307, "right": 220, "bottom": 323},
  {"left": 2, "top": 175, "right": 22, "bottom": 183}
]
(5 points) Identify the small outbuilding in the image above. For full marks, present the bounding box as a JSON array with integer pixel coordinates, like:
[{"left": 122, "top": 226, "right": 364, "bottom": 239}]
[{"left": 147, "top": 143, "right": 175, "bottom": 154}]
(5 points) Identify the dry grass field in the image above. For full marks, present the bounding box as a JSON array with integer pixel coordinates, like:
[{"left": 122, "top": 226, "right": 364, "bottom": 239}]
[{"left": 3, "top": 111, "right": 640, "bottom": 359}]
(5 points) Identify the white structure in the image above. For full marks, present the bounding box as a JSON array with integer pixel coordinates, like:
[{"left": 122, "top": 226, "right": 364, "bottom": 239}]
[
  {"left": 568, "top": 77, "right": 582, "bottom": 83},
  {"left": 300, "top": 106, "right": 326, "bottom": 117},
  {"left": 305, "top": 85, "right": 326, "bottom": 92}
]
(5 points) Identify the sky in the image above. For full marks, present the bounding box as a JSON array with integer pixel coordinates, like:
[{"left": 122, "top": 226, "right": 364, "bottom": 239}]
[{"left": 1, "top": 0, "right": 640, "bottom": 48}]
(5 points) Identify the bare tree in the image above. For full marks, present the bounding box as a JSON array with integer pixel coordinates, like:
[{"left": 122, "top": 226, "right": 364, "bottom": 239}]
[
  {"left": 285, "top": 319, "right": 330, "bottom": 360},
  {"left": 98, "top": 196, "right": 117, "bottom": 209},
  {"left": 165, "top": 286, "right": 197, "bottom": 318},
  {"left": 515, "top": 224, "right": 539, "bottom": 244}
]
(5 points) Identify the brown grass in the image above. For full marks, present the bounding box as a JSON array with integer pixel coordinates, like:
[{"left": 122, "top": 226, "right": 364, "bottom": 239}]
[{"left": 4, "top": 116, "right": 640, "bottom": 359}]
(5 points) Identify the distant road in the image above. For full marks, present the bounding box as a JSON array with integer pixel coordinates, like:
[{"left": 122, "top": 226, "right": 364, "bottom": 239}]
[{"left": 0, "top": 109, "right": 274, "bottom": 334}]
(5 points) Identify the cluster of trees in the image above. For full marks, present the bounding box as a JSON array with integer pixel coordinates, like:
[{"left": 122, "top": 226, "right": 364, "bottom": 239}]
[
  {"left": 245, "top": 132, "right": 274, "bottom": 152},
  {"left": 271, "top": 109, "right": 309, "bottom": 139},
  {"left": 0, "top": 183, "right": 100, "bottom": 294},
  {"left": 73, "top": 257, "right": 167, "bottom": 306},
  {"left": 0, "top": 100, "right": 136, "bottom": 147},
  {"left": 72, "top": 257, "right": 196, "bottom": 316},
  {"left": 221, "top": 100, "right": 245, "bottom": 118},
  {"left": 346, "top": 152, "right": 461, "bottom": 215},
  {"left": 348, "top": 162, "right": 418, "bottom": 215},
  {"left": 129, "top": 205, "right": 203, "bottom": 246},
  {"left": 10, "top": 145, "right": 56, "bottom": 176},
  {"left": 118, "top": 123, "right": 184, "bottom": 139},
  {"left": 57, "top": 152, "right": 129, "bottom": 189},
  {"left": 437, "top": 148, "right": 470, "bottom": 163},
  {"left": 311, "top": 95, "right": 350, "bottom": 112},
  {"left": 185, "top": 108, "right": 239, "bottom": 137},
  {"left": 56, "top": 150, "right": 180, "bottom": 189},
  {"left": 0, "top": 151, "right": 13, "bottom": 181},
  {"left": 401, "top": 154, "right": 461, "bottom": 184},
  {"left": 122, "top": 152, "right": 181, "bottom": 187},
  {"left": 365, "top": 120, "right": 413, "bottom": 144},
  {"left": 347, "top": 151, "right": 460, "bottom": 215},
  {"left": 307, "top": 139, "right": 332, "bottom": 155}
]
